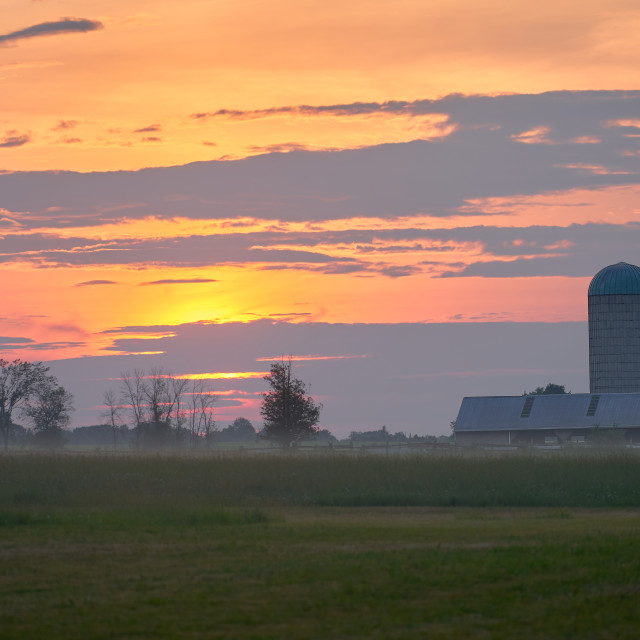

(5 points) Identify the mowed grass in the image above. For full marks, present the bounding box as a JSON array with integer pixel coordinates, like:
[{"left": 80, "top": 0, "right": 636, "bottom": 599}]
[{"left": 2, "top": 452, "right": 640, "bottom": 639}]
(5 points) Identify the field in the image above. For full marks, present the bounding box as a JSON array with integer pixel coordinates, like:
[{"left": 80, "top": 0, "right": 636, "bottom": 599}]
[{"left": 2, "top": 452, "right": 640, "bottom": 639}]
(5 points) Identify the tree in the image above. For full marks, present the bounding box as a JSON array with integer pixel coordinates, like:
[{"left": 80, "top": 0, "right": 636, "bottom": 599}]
[
  {"left": 23, "top": 377, "right": 74, "bottom": 450},
  {"left": 524, "top": 383, "right": 568, "bottom": 396},
  {"left": 120, "top": 370, "right": 146, "bottom": 446},
  {"left": 0, "top": 359, "right": 49, "bottom": 451},
  {"left": 115, "top": 370, "right": 214, "bottom": 449},
  {"left": 260, "top": 359, "right": 321, "bottom": 449},
  {"left": 314, "top": 428, "right": 337, "bottom": 442},
  {"left": 219, "top": 417, "right": 256, "bottom": 443},
  {"left": 186, "top": 379, "right": 216, "bottom": 447},
  {"left": 102, "top": 389, "right": 124, "bottom": 450}
]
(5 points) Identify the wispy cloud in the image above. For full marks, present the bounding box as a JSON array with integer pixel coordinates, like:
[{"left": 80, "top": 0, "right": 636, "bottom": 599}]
[
  {"left": 0, "top": 132, "right": 30, "bottom": 148},
  {"left": 255, "top": 354, "right": 369, "bottom": 362},
  {"left": 75, "top": 279, "right": 119, "bottom": 287},
  {"left": 511, "top": 126, "right": 555, "bottom": 144},
  {"left": 190, "top": 100, "right": 421, "bottom": 121},
  {"left": 134, "top": 124, "right": 162, "bottom": 133},
  {"left": 0, "top": 18, "right": 104, "bottom": 45},
  {"left": 139, "top": 278, "right": 218, "bottom": 286},
  {"left": 0, "top": 336, "right": 34, "bottom": 345},
  {"left": 245, "top": 142, "right": 336, "bottom": 154},
  {"left": 52, "top": 120, "right": 78, "bottom": 131}
]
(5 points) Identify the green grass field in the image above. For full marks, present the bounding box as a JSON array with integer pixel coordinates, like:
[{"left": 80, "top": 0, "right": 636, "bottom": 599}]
[{"left": 2, "top": 452, "right": 640, "bottom": 639}]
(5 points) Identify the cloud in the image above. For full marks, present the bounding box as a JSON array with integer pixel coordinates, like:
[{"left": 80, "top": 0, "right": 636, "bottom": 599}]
[
  {"left": 190, "top": 100, "right": 421, "bottom": 121},
  {"left": 511, "top": 126, "right": 555, "bottom": 144},
  {"left": 0, "top": 336, "right": 34, "bottom": 345},
  {"left": 139, "top": 278, "right": 218, "bottom": 286},
  {"left": 202, "top": 141, "right": 217, "bottom": 147},
  {"left": 142, "top": 136, "right": 161, "bottom": 142},
  {"left": 3, "top": 214, "right": 640, "bottom": 283},
  {"left": 52, "top": 120, "right": 78, "bottom": 131},
  {"left": 75, "top": 279, "right": 119, "bottom": 287},
  {"left": 245, "top": 142, "right": 336, "bottom": 154},
  {"left": 0, "top": 18, "right": 103, "bottom": 45},
  {"left": 134, "top": 124, "right": 162, "bottom": 133},
  {"left": 0, "top": 132, "right": 30, "bottom": 148},
  {"left": 5, "top": 90, "right": 640, "bottom": 227}
]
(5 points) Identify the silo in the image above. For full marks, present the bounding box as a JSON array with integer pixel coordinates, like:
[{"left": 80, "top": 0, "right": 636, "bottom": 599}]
[{"left": 588, "top": 262, "right": 640, "bottom": 393}]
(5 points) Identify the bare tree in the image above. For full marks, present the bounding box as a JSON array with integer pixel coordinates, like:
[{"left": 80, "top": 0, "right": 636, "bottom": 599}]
[
  {"left": 102, "top": 389, "right": 123, "bottom": 450},
  {"left": 172, "top": 376, "right": 189, "bottom": 434},
  {"left": 0, "top": 359, "right": 49, "bottom": 451},
  {"left": 117, "top": 368, "right": 197, "bottom": 449},
  {"left": 186, "top": 379, "right": 216, "bottom": 448},
  {"left": 120, "top": 370, "right": 146, "bottom": 427},
  {"left": 143, "top": 369, "right": 172, "bottom": 435}
]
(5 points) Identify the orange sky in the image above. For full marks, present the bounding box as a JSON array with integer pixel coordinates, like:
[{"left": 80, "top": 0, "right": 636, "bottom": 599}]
[
  {"left": 2, "top": 1, "right": 640, "bottom": 431},
  {"left": 2, "top": 1, "right": 640, "bottom": 171}
]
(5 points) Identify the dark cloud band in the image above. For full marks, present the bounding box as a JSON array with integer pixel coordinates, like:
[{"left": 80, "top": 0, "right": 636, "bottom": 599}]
[{"left": 0, "top": 18, "right": 103, "bottom": 44}]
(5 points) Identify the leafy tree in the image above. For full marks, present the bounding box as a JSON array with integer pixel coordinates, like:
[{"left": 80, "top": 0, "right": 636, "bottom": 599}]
[
  {"left": 314, "top": 428, "right": 337, "bottom": 442},
  {"left": 68, "top": 424, "right": 132, "bottom": 448},
  {"left": 219, "top": 417, "right": 256, "bottom": 443},
  {"left": 260, "top": 359, "right": 321, "bottom": 449},
  {"left": 0, "top": 359, "right": 49, "bottom": 451},
  {"left": 524, "top": 383, "right": 568, "bottom": 396},
  {"left": 23, "top": 377, "right": 74, "bottom": 450}
]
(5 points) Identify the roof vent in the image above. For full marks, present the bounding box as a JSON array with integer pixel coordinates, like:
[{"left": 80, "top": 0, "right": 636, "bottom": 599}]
[
  {"left": 521, "top": 396, "right": 535, "bottom": 418},
  {"left": 587, "top": 395, "right": 600, "bottom": 417}
]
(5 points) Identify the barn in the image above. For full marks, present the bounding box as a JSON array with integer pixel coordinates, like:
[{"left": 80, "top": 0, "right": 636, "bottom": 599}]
[
  {"left": 455, "top": 393, "right": 640, "bottom": 446},
  {"left": 454, "top": 262, "right": 640, "bottom": 446}
]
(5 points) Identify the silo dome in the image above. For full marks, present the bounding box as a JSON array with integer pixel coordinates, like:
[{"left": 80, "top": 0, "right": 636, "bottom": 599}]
[{"left": 588, "top": 262, "right": 640, "bottom": 296}]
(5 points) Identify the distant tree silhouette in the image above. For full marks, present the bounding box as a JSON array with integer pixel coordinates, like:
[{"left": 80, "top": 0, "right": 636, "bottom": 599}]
[
  {"left": 314, "top": 428, "right": 337, "bottom": 442},
  {"left": 260, "top": 358, "right": 321, "bottom": 449},
  {"left": 349, "top": 426, "right": 406, "bottom": 443},
  {"left": 218, "top": 417, "right": 256, "bottom": 443},
  {"left": 524, "top": 383, "right": 568, "bottom": 396}
]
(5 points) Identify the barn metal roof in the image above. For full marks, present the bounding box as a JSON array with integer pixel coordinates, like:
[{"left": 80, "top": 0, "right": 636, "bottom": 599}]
[
  {"left": 455, "top": 393, "right": 640, "bottom": 431},
  {"left": 588, "top": 262, "right": 640, "bottom": 296}
]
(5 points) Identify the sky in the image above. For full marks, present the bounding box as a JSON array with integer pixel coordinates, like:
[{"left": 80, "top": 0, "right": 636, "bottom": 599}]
[{"left": 1, "top": 1, "right": 640, "bottom": 436}]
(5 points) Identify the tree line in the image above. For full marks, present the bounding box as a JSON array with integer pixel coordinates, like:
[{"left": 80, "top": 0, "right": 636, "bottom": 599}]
[{"left": 0, "top": 357, "right": 324, "bottom": 451}]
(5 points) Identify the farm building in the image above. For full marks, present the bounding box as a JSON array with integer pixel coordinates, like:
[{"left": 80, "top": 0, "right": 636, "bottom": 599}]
[
  {"left": 454, "top": 262, "right": 640, "bottom": 446},
  {"left": 455, "top": 393, "right": 640, "bottom": 446}
]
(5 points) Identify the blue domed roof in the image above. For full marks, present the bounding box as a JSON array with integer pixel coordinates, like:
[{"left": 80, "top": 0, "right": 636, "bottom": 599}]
[{"left": 588, "top": 262, "right": 640, "bottom": 296}]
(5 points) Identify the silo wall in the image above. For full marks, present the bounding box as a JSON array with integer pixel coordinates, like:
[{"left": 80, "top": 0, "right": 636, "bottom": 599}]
[{"left": 589, "top": 293, "right": 640, "bottom": 393}]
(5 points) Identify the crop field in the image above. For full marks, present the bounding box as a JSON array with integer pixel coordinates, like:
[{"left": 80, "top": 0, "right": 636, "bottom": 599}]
[{"left": 2, "top": 452, "right": 640, "bottom": 639}]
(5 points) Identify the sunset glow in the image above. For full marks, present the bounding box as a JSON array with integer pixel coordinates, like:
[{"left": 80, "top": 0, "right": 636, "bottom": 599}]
[{"left": 2, "top": 0, "right": 640, "bottom": 433}]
